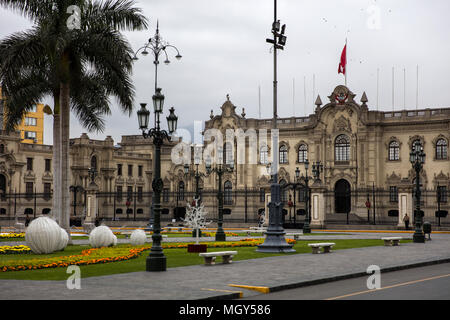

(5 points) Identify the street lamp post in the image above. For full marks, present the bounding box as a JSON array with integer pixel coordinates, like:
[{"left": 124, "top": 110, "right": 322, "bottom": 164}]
[
  {"left": 184, "top": 151, "right": 206, "bottom": 201},
  {"left": 257, "top": 0, "right": 294, "bottom": 253},
  {"left": 205, "top": 152, "right": 234, "bottom": 242},
  {"left": 138, "top": 100, "right": 178, "bottom": 272},
  {"left": 133, "top": 21, "right": 181, "bottom": 233},
  {"left": 303, "top": 160, "right": 311, "bottom": 234},
  {"left": 410, "top": 142, "right": 425, "bottom": 243}
]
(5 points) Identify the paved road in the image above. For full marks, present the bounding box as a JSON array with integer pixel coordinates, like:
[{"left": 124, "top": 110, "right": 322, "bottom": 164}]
[{"left": 243, "top": 263, "right": 450, "bottom": 300}]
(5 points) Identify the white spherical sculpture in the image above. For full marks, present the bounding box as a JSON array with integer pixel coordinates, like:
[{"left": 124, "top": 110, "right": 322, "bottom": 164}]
[
  {"left": 129, "top": 229, "right": 147, "bottom": 245},
  {"left": 56, "top": 228, "right": 69, "bottom": 251},
  {"left": 89, "top": 226, "right": 116, "bottom": 248},
  {"left": 25, "top": 217, "right": 64, "bottom": 254}
]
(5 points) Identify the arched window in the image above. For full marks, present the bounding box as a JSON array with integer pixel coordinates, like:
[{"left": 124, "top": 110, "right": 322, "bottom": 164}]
[
  {"left": 91, "top": 155, "right": 97, "bottom": 171},
  {"left": 260, "top": 145, "right": 269, "bottom": 164},
  {"left": 177, "top": 181, "right": 185, "bottom": 201},
  {"left": 279, "top": 145, "right": 288, "bottom": 164},
  {"left": 389, "top": 141, "right": 400, "bottom": 161},
  {"left": 297, "top": 144, "right": 308, "bottom": 163},
  {"left": 224, "top": 181, "right": 232, "bottom": 205},
  {"left": 335, "top": 135, "right": 350, "bottom": 162},
  {"left": 412, "top": 139, "right": 423, "bottom": 152},
  {"left": 436, "top": 139, "right": 448, "bottom": 160},
  {"left": 0, "top": 144, "right": 4, "bottom": 154}
]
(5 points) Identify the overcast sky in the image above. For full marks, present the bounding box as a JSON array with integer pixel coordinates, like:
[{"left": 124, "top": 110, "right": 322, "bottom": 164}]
[{"left": 1, "top": 0, "right": 449, "bottom": 146}]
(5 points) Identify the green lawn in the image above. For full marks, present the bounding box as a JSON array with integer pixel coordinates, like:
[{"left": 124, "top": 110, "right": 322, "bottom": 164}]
[{"left": 0, "top": 239, "right": 411, "bottom": 281}]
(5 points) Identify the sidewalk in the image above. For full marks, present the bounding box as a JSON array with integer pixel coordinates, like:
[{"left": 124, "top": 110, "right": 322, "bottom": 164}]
[{"left": 1, "top": 233, "right": 450, "bottom": 300}]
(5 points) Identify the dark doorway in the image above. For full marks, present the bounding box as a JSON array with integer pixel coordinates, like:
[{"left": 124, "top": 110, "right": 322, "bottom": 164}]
[
  {"left": 174, "top": 207, "right": 186, "bottom": 221},
  {"left": 335, "top": 179, "right": 351, "bottom": 213},
  {"left": 0, "top": 174, "right": 6, "bottom": 199}
]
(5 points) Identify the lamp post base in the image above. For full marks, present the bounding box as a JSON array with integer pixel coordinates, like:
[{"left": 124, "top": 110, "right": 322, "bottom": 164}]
[
  {"left": 146, "top": 255, "right": 167, "bottom": 272},
  {"left": 303, "top": 221, "right": 311, "bottom": 234},
  {"left": 215, "top": 229, "right": 226, "bottom": 242},
  {"left": 413, "top": 232, "right": 425, "bottom": 243},
  {"left": 256, "top": 232, "right": 295, "bottom": 253}
]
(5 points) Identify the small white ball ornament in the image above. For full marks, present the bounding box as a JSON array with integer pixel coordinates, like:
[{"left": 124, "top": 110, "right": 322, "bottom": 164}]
[
  {"left": 129, "top": 229, "right": 147, "bottom": 245},
  {"left": 89, "top": 226, "right": 116, "bottom": 248}
]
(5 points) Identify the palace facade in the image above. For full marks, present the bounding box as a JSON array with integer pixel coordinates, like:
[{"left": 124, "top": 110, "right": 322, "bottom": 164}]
[{"left": 0, "top": 85, "right": 449, "bottom": 227}]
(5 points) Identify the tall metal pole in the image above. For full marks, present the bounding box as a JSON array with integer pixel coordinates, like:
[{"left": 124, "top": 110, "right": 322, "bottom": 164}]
[
  {"left": 257, "top": 0, "right": 294, "bottom": 253},
  {"left": 216, "top": 167, "right": 226, "bottom": 241}
]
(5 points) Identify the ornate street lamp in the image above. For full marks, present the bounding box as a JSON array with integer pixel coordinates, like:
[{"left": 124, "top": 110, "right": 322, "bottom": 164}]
[
  {"left": 312, "top": 161, "right": 324, "bottom": 183},
  {"left": 409, "top": 141, "right": 425, "bottom": 243},
  {"left": 205, "top": 150, "right": 234, "bottom": 242},
  {"left": 132, "top": 21, "right": 182, "bottom": 92},
  {"left": 137, "top": 98, "right": 178, "bottom": 271}
]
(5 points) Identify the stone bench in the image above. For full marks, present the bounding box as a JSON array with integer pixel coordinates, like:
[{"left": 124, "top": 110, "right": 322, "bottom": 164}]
[
  {"left": 199, "top": 251, "right": 238, "bottom": 265},
  {"left": 243, "top": 229, "right": 265, "bottom": 236},
  {"left": 381, "top": 237, "right": 402, "bottom": 246},
  {"left": 286, "top": 233, "right": 303, "bottom": 240},
  {"left": 308, "top": 242, "right": 335, "bottom": 254}
]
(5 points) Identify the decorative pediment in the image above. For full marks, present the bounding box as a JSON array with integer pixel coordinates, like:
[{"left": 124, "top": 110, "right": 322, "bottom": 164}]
[
  {"left": 328, "top": 85, "right": 356, "bottom": 105},
  {"left": 386, "top": 171, "right": 402, "bottom": 183},
  {"left": 333, "top": 115, "right": 352, "bottom": 133},
  {"left": 220, "top": 95, "right": 237, "bottom": 118},
  {"left": 433, "top": 171, "right": 449, "bottom": 182}
]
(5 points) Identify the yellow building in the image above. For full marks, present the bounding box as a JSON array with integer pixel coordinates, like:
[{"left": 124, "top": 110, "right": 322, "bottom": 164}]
[
  {"left": 17, "top": 103, "right": 45, "bottom": 144},
  {"left": 0, "top": 87, "right": 45, "bottom": 144}
]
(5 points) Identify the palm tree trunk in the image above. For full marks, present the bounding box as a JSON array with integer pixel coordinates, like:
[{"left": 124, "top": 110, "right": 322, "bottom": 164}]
[
  {"left": 52, "top": 112, "right": 61, "bottom": 224},
  {"left": 60, "top": 82, "right": 71, "bottom": 242}
]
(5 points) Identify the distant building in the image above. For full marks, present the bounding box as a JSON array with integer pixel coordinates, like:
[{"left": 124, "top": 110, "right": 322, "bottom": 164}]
[{"left": 0, "top": 87, "right": 45, "bottom": 144}]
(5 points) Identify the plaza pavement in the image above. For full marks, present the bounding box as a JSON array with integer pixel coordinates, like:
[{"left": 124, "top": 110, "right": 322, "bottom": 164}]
[{"left": 1, "top": 231, "right": 450, "bottom": 300}]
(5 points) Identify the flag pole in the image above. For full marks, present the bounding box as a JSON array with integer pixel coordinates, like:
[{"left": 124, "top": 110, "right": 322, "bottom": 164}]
[{"left": 345, "top": 38, "right": 348, "bottom": 86}]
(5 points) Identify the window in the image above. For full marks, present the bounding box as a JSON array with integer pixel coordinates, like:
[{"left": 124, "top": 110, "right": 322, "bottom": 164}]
[
  {"left": 279, "top": 179, "right": 287, "bottom": 202},
  {"left": 25, "top": 117, "right": 37, "bottom": 126},
  {"left": 138, "top": 165, "right": 143, "bottom": 177},
  {"left": 437, "top": 186, "right": 448, "bottom": 203},
  {"left": 137, "top": 186, "right": 143, "bottom": 202},
  {"left": 389, "top": 141, "right": 400, "bottom": 161},
  {"left": 116, "top": 208, "right": 123, "bottom": 215},
  {"left": 163, "top": 188, "right": 170, "bottom": 202},
  {"left": 260, "top": 145, "right": 269, "bottom": 164},
  {"left": 117, "top": 186, "right": 123, "bottom": 201},
  {"left": 259, "top": 188, "right": 265, "bottom": 203},
  {"left": 335, "top": 135, "right": 350, "bottom": 162},
  {"left": 29, "top": 104, "right": 37, "bottom": 112},
  {"left": 45, "top": 159, "right": 51, "bottom": 172},
  {"left": 224, "top": 142, "right": 233, "bottom": 165},
  {"left": 128, "top": 164, "right": 133, "bottom": 177},
  {"left": 389, "top": 186, "right": 398, "bottom": 203},
  {"left": 297, "top": 144, "right": 308, "bottom": 163},
  {"left": 44, "top": 183, "right": 52, "bottom": 200},
  {"left": 412, "top": 139, "right": 423, "bottom": 152},
  {"left": 279, "top": 145, "right": 288, "bottom": 164},
  {"left": 177, "top": 181, "right": 185, "bottom": 201},
  {"left": 224, "top": 181, "right": 232, "bottom": 205},
  {"left": 298, "top": 186, "right": 306, "bottom": 202},
  {"left": 127, "top": 186, "right": 133, "bottom": 201},
  {"left": 117, "top": 164, "right": 123, "bottom": 176},
  {"left": 436, "top": 139, "right": 448, "bottom": 160},
  {"left": 0, "top": 144, "right": 4, "bottom": 154},
  {"left": 25, "top": 182, "right": 34, "bottom": 199},
  {"left": 25, "top": 131, "right": 36, "bottom": 139},
  {"left": 91, "top": 156, "right": 98, "bottom": 170},
  {"left": 26, "top": 158, "right": 33, "bottom": 171},
  {"left": 137, "top": 209, "right": 144, "bottom": 215}
]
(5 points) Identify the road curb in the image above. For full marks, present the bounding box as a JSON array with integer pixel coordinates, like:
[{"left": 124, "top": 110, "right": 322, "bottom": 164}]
[{"left": 203, "top": 257, "right": 450, "bottom": 300}]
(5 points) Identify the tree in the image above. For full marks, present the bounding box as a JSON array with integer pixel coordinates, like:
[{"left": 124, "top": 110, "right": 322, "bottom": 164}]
[
  {"left": 183, "top": 198, "right": 211, "bottom": 244},
  {"left": 0, "top": 0, "right": 148, "bottom": 236}
]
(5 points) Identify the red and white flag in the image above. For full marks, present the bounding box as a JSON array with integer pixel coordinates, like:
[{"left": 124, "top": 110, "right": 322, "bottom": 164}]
[{"left": 338, "top": 44, "right": 347, "bottom": 75}]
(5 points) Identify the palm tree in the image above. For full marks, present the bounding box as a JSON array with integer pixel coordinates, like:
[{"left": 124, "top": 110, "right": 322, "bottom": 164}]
[{"left": 0, "top": 0, "right": 148, "bottom": 236}]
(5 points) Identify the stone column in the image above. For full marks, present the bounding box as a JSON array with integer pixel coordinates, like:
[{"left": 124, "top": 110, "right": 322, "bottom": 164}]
[{"left": 310, "top": 183, "right": 326, "bottom": 229}]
